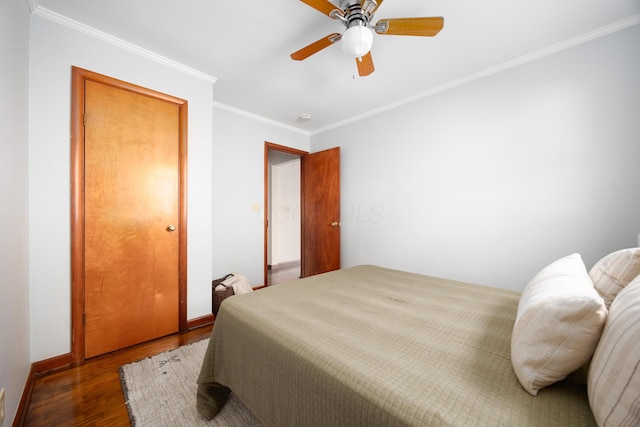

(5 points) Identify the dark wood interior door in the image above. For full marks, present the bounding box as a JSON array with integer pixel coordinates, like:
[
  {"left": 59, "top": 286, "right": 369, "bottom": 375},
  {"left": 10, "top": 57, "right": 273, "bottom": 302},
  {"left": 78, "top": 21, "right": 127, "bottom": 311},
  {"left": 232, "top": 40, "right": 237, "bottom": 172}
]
[
  {"left": 301, "top": 147, "right": 341, "bottom": 277},
  {"left": 81, "top": 76, "right": 184, "bottom": 358}
]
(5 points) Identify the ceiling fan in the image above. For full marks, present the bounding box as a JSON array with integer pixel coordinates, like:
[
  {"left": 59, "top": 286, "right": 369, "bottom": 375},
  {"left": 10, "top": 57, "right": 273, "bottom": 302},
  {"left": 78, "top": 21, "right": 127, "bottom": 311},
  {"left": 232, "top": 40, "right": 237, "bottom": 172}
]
[{"left": 291, "top": 0, "right": 444, "bottom": 77}]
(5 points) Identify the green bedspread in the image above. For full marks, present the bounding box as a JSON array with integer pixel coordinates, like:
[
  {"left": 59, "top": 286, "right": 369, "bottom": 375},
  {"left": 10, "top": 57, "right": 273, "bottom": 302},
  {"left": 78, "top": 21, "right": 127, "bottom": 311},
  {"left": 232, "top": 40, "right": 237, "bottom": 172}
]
[{"left": 197, "top": 265, "right": 595, "bottom": 426}]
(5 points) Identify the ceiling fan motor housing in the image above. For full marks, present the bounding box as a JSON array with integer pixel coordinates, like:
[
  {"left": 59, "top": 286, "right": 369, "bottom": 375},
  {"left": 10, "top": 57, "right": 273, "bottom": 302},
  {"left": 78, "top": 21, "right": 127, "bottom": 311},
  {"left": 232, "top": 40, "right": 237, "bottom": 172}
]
[
  {"left": 341, "top": 1, "right": 370, "bottom": 27},
  {"left": 338, "top": 0, "right": 362, "bottom": 10}
]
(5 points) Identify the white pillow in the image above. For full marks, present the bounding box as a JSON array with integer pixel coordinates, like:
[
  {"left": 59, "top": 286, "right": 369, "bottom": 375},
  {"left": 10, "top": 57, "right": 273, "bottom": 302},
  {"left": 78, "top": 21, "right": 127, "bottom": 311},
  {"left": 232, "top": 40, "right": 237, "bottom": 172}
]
[
  {"left": 588, "top": 275, "right": 640, "bottom": 427},
  {"left": 511, "top": 253, "right": 607, "bottom": 396},
  {"left": 589, "top": 248, "right": 640, "bottom": 309}
]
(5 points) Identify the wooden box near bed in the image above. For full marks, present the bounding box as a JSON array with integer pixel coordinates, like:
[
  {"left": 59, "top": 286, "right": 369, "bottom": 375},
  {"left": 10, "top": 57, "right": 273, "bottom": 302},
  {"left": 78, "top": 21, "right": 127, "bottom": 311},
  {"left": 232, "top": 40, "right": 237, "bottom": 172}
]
[{"left": 197, "top": 250, "right": 640, "bottom": 427}]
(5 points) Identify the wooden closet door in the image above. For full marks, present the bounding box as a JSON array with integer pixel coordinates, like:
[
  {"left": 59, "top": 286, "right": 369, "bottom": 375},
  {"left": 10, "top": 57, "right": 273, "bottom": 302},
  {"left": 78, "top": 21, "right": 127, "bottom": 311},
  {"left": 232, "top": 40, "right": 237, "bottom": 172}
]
[{"left": 83, "top": 79, "right": 181, "bottom": 358}]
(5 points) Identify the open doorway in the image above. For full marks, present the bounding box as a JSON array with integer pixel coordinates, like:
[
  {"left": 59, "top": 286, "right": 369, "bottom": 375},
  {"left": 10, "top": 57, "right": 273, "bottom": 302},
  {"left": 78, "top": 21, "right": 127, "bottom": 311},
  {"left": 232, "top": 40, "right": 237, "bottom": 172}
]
[
  {"left": 264, "top": 142, "right": 341, "bottom": 286},
  {"left": 269, "top": 151, "right": 300, "bottom": 284},
  {"left": 264, "top": 142, "right": 307, "bottom": 286}
]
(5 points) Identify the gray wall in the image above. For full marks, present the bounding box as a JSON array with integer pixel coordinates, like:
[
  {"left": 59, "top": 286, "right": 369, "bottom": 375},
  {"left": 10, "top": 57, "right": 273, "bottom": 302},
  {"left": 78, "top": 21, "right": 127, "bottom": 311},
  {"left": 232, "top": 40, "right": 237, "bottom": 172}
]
[
  {"left": 312, "top": 24, "right": 640, "bottom": 291},
  {"left": 28, "top": 15, "right": 215, "bottom": 361},
  {"left": 0, "top": 0, "right": 31, "bottom": 423},
  {"left": 26, "top": 13, "right": 309, "bottom": 364},
  {"left": 211, "top": 106, "right": 308, "bottom": 285}
]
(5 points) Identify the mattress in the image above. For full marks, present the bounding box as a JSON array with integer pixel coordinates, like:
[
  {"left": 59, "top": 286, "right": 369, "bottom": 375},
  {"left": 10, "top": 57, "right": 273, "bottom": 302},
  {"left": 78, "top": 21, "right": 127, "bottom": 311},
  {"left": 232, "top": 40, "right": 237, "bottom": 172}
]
[{"left": 197, "top": 265, "right": 595, "bottom": 426}]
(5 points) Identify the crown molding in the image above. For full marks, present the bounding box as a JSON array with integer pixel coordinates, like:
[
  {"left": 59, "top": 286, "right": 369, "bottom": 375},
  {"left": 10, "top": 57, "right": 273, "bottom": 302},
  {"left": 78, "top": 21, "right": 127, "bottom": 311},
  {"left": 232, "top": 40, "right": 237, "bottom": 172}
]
[
  {"left": 29, "top": 2, "right": 217, "bottom": 84},
  {"left": 311, "top": 14, "right": 640, "bottom": 135},
  {"left": 28, "top": 0, "right": 638, "bottom": 136},
  {"left": 29, "top": 0, "right": 307, "bottom": 135},
  {"left": 212, "top": 102, "right": 311, "bottom": 137}
]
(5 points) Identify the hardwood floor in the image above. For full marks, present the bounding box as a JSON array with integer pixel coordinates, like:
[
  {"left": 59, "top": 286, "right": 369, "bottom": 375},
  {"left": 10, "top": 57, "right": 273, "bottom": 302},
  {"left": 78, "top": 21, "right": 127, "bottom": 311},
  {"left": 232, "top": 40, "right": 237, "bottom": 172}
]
[{"left": 21, "top": 324, "right": 213, "bottom": 427}]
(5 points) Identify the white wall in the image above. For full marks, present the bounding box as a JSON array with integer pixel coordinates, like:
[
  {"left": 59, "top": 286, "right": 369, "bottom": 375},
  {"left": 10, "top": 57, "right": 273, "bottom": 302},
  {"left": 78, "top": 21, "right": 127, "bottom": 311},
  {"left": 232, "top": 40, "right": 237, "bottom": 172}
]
[
  {"left": 0, "top": 0, "right": 31, "bottom": 422},
  {"left": 211, "top": 106, "right": 309, "bottom": 285},
  {"left": 312, "top": 24, "right": 640, "bottom": 291},
  {"left": 271, "top": 158, "right": 301, "bottom": 265},
  {"left": 28, "top": 15, "right": 214, "bottom": 361}
]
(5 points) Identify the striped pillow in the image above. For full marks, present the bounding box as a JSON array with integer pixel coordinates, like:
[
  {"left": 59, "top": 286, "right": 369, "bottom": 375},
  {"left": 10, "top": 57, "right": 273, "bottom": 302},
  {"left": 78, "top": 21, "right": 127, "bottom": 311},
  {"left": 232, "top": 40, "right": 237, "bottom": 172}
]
[
  {"left": 588, "top": 275, "right": 640, "bottom": 427},
  {"left": 589, "top": 248, "right": 640, "bottom": 309}
]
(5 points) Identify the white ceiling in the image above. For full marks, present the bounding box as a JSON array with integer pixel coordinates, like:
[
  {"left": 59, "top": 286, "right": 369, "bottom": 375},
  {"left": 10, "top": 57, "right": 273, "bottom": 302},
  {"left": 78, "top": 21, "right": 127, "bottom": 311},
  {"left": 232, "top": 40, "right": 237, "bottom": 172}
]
[{"left": 33, "top": 0, "right": 640, "bottom": 133}]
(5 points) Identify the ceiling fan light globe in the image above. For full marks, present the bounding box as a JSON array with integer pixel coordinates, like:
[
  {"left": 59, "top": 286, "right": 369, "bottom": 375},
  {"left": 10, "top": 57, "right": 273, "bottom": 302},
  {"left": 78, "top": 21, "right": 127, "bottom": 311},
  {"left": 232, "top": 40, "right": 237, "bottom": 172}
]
[{"left": 342, "top": 25, "right": 373, "bottom": 58}]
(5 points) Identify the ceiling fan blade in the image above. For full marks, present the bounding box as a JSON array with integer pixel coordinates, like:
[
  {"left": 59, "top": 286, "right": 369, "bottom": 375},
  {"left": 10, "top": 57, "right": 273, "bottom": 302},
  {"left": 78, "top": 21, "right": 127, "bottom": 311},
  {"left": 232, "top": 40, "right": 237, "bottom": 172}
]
[
  {"left": 375, "top": 17, "right": 444, "bottom": 37},
  {"left": 356, "top": 52, "right": 375, "bottom": 76},
  {"left": 300, "top": 0, "right": 342, "bottom": 18},
  {"left": 291, "top": 33, "right": 341, "bottom": 61},
  {"left": 361, "top": 0, "right": 384, "bottom": 16}
]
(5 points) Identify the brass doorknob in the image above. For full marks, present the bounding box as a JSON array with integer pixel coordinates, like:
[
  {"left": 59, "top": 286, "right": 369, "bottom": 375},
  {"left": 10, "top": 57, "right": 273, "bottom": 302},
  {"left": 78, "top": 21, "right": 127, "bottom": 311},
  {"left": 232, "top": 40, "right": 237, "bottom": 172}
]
[
  {"left": 167, "top": 225, "right": 176, "bottom": 232},
  {"left": 331, "top": 221, "right": 340, "bottom": 227}
]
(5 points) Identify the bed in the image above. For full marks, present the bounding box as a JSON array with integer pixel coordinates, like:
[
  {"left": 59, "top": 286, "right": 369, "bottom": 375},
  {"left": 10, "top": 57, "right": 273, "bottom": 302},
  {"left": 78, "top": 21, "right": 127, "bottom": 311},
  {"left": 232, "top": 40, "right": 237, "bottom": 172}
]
[{"left": 197, "top": 256, "right": 640, "bottom": 426}]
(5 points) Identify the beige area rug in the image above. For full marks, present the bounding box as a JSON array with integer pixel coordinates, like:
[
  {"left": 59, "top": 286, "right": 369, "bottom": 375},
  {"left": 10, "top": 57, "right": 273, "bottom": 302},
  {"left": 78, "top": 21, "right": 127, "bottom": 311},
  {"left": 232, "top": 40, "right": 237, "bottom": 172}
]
[{"left": 120, "top": 339, "right": 261, "bottom": 426}]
